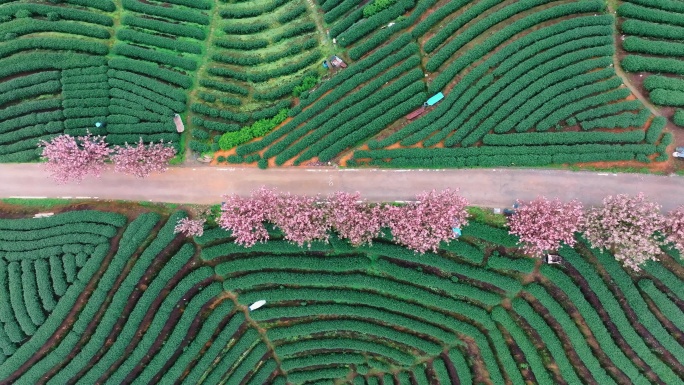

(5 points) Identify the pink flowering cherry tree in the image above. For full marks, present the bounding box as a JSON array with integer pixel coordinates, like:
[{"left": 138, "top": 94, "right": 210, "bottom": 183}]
[
  {"left": 583, "top": 193, "right": 665, "bottom": 271},
  {"left": 386, "top": 189, "right": 469, "bottom": 253},
  {"left": 664, "top": 206, "right": 684, "bottom": 253},
  {"left": 111, "top": 139, "right": 176, "bottom": 178},
  {"left": 38, "top": 131, "right": 111, "bottom": 184},
  {"left": 508, "top": 197, "right": 584, "bottom": 258},
  {"left": 267, "top": 192, "right": 330, "bottom": 247},
  {"left": 326, "top": 192, "right": 386, "bottom": 247},
  {"left": 218, "top": 187, "right": 276, "bottom": 247},
  {"left": 174, "top": 217, "right": 206, "bottom": 237}
]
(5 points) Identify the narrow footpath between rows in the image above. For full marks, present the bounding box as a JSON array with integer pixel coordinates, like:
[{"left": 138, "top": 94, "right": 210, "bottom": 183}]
[{"left": 2, "top": 165, "right": 684, "bottom": 210}]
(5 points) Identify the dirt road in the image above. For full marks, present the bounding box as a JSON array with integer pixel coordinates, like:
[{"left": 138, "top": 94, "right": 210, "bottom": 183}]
[{"left": 2, "top": 165, "right": 684, "bottom": 210}]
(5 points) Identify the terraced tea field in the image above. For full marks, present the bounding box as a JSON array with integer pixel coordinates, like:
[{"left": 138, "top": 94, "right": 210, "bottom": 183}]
[
  {"left": 0, "top": 0, "right": 680, "bottom": 168},
  {"left": 1, "top": 207, "right": 682, "bottom": 384}
]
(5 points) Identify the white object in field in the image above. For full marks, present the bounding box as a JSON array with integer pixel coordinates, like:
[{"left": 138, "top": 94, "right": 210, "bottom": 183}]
[
  {"left": 673, "top": 152, "right": 684, "bottom": 158},
  {"left": 173, "top": 113, "right": 185, "bottom": 133},
  {"left": 387, "top": 22, "right": 395, "bottom": 28},
  {"left": 33, "top": 213, "right": 54, "bottom": 218},
  {"left": 546, "top": 254, "right": 563, "bottom": 264},
  {"left": 492, "top": 208, "right": 502, "bottom": 214},
  {"left": 332, "top": 38, "right": 337, "bottom": 44},
  {"left": 249, "top": 300, "right": 266, "bottom": 311},
  {"left": 95, "top": 122, "right": 103, "bottom": 128}
]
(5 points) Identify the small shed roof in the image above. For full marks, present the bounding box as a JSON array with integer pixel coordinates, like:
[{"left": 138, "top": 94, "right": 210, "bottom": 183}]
[{"left": 426, "top": 92, "right": 444, "bottom": 106}]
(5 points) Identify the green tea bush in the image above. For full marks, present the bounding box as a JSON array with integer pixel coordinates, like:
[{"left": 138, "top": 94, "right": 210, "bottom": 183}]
[
  {"left": 324, "top": 0, "right": 359, "bottom": 23},
  {"left": 639, "top": 279, "right": 684, "bottom": 330},
  {"left": 213, "top": 38, "right": 268, "bottom": 50},
  {"left": 338, "top": 0, "right": 415, "bottom": 46},
  {"left": 104, "top": 266, "right": 215, "bottom": 383},
  {"left": 113, "top": 43, "right": 197, "bottom": 71},
  {"left": 674, "top": 109, "right": 684, "bottom": 126},
  {"left": 109, "top": 57, "right": 192, "bottom": 88},
  {"left": 278, "top": 5, "right": 307, "bottom": 23},
  {"left": 116, "top": 29, "right": 202, "bottom": 54},
  {"left": 219, "top": 0, "right": 288, "bottom": 18},
  {"left": 561, "top": 246, "right": 680, "bottom": 383},
  {"left": 649, "top": 88, "right": 684, "bottom": 106},
  {"left": 199, "top": 79, "right": 249, "bottom": 95},
  {"left": 273, "top": 22, "right": 316, "bottom": 42},
  {"left": 622, "top": 55, "right": 684, "bottom": 76},
  {"left": 81, "top": 245, "right": 206, "bottom": 383},
  {"left": 121, "top": 14, "right": 206, "bottom": 40},
  {"left": 121, "top": 0, "right": 210, "bottom": 25}
]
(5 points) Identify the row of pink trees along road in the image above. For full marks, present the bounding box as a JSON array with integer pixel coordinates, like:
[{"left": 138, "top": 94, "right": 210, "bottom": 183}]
[
  {"left": 184, "top": 188, "right": 684, "bottom": 271},
  {"left": 38, "top": 132, "right": 176, "bottom": 183}
]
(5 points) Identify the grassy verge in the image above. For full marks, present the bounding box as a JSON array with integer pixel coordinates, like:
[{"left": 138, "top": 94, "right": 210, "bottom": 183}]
[{"left": 467, "top": 206, "right": 507, "bottom": 228}]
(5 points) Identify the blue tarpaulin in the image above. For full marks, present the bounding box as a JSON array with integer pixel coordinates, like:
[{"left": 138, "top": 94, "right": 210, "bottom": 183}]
[{"left": 426, "top": 92, "right": 444, "bottom": 106}]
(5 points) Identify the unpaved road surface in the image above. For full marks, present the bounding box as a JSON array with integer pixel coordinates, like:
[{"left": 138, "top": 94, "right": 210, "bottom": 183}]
[{"left": 2, "top": 165, "right": 684, "bottom": 210}]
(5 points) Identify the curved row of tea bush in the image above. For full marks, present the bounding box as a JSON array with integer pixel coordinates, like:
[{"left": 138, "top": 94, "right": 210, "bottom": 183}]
[
  {"left": 619, "top": 0, "right": 684, "bottom": 122},
  {"left": 1, "top": 206, "right": 683, "bottom": 383}
]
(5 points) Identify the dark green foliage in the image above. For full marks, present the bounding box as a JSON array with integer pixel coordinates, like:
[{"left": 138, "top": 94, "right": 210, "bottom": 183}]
[
  {"left": 363, "top": 0, "right": 399, "bottom": 17},
  {"left": 0, "top": 37, "right": 109, "bottom": 57},
  {"left": 674, "top": 109, "right": 684, "bottom": 127},
  {"left": 278, "top": 5, "right": 307, "bottom": 24},
  {"left": 213, "top": 38, "right": 268, "bottom": 50},
  {"left": 621, "top": 19, "right": 684, "bottom": 41},
  {"left": 222, "top": 22, "right": 269, "bottom": 35},
  {"left": 251, "top": 100, "right": 291, "bottom": 120},
  {"left": 121, "top": 14, "right": 206, "bottom": 40},
  {"left": 112, "top": 43, "right": 197, "bottom": 71},
  {"left": 219, "top": 0, "right": 289, "bottom": 18},
  {"left": 191, "top": 103, "right": 250, "bottom": 122},
  {"left": 644, "top": 75, "right": 684, "bottom": 92},
  {"left": 211, "top": 39, "right": 316, "bottom": 66},
  {"left": 220, "top": 96, "right": 240, "bottom": 106},
  {"left": 199, "top": 79, "right": 249, "bottom": 95},
  {"left": 188, "top": 140, "right": 210, "bottom": 153},
  {"left": 623, "top": 36, "right": 684, "bottom": 58},
  {"left": 3, "top": 19, "right": 111, "bottom": 39},
  {"left": 156, "top": 0, "right": 211, "bottom": 10},
  {"left": 192, "top": 116, "right": 240, "bottom": 133},
  {"left": 208, "top": 50, "right": 320, "bottom": 82},
  {"left": 338, "top": 0, "right": 415, "bottom": 46},
  {"left": 191, "top": 129, "right": 209, "bottom": 140},
  {"left": 272, "top": 22, "right": 316, "bottom": 43},
  {"left": 107, "top": 69, "right": 187, "bottom": 103},
  {"left": 121, "top": 0, "right": 210, "bottom": 25},
  {"left": 622, "top": 55, "right": 684, "bottom": 76},
  {"left": 116, "top": 29, "right": 202, "bottom": 54},
  {"left": 324, "top": 0, "right": 359, "bottom": 23},
  {"left": 109, "top": 57, "right": 193, "bottom": 89},
  {"left": 650, "top": 88, "right": 684, "bottom": 106},
  {"left": 0, "top": 3, "right": 113, "bottom": 26},
  {"left": 645, "top": 116, "right": 666, "bottom": 144}
]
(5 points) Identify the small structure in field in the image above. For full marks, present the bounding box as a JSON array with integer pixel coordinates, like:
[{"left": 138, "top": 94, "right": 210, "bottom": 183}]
[
  {"left": 406, "top": 106, "right": 426, "bottom": 120},
  {"left": 330, "top": 55, "right": 347, "bottom": 68},
  {"left": 425, "top": 92, "right": 444, "bottom": 106},
  {"left": 173, "top": 113, "right": 184, "bottom": 133},
  {"left": 249, "top": 300, "right": 266, "bottom": 311},
  {"left": 546, "top": 254, "right": 563, "bottom": 264},
  {"left": 33, "top": 213, "right": 54, "bottom": 218}
]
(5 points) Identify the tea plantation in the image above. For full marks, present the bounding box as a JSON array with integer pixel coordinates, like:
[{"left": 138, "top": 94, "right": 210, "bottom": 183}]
[
  {"left": 0, "top": 208, "right": 682, "bottom": 384},
  {"left": 0, "top": 0, "right": 679, "bottom": 167}
]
